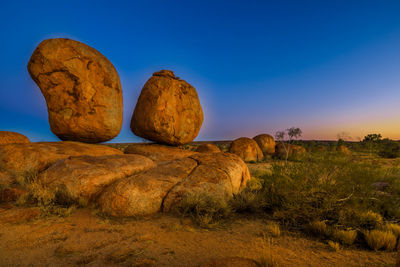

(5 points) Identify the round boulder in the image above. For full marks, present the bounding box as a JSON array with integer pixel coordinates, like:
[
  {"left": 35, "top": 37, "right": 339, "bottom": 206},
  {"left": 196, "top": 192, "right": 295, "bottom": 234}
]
[
  {"left": 27, "top": 38, "right": 123, "bottom": 143},
  {"left": 229, "top": 137, "right": 264, "bottom": 162},
  {"left": 253, "top": 134, "right": 275, "bottom": 155},
  {"left": 0, "top": 131, "right": 30, "bottom": 145},
  {"left": 195, "top": 143, "right": 221, "bottom": 153},
  {"left": 275, "top": 143, "right": 306, "bottom": 159},
  {"left": 130, "top": 70, "right": 203, "bottom": 145}
]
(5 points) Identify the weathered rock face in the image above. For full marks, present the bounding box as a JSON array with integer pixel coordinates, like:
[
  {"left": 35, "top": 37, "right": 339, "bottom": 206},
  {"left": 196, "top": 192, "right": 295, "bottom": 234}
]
[
  {"left": 98, "top": 157, "right": 198, "bottom": 217},
  {"left": 124, "top": 143, "right": 197, "bottom": 163},
  {"left": 0, "top": 142, "right": 122, "bottom": 181},
  {"left": 195, "top": 143, "right": 221, "bottom": 153},
  {"left": 162, "top": 152, "right": 250, "bottom": 212},
  {"left": 40, "top": 154, "right": 155, "bottom": 205},
  {"left": 0, "top": 131, "right": 30, "bottom": 145},
  {"left": 130, "top": 70, "right": 203, "bottom": 145},
  {"left": 253, "top": 134, "right": 275, "bottom": 155},
  {"left": 229, "top": 137, "right": 264, "bottom": 162},
  {"left": 337, "top": 145, "right": 351, "bottom": 155},
  {"left": 275, "top": 143, "right": 306, "bottom": 159},
  {"left": 98, "top": 152, "right": 250, "bottom": 217},
  {"left": 27, "top": 38, "right": 123, "bottom": 143}
]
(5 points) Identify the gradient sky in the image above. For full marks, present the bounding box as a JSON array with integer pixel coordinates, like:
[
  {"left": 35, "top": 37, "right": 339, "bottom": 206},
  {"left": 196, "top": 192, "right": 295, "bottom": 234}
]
[{"left": 1, "top": 0, "right": 400, "bottom": 142}]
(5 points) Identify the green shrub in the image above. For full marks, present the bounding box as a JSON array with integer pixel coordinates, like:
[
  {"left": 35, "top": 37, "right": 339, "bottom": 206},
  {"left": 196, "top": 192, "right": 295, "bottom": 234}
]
[{"left": 378, "top": 139, "right": 400, "bottom": 158}]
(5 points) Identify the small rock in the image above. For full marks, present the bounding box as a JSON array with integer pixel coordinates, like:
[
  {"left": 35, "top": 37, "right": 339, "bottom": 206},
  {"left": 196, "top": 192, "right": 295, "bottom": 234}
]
[
  {"left": 0, "top": 131, "right": 30, "bottom": 145},
  {"left": 229, "top": 137, "right": 264, "bottom": 162}
]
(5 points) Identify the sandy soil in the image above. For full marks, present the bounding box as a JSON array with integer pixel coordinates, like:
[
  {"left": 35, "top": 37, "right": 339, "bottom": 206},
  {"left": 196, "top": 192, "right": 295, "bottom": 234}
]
[{"left": 0, "top": 205, "right": 396, "bottom": 267}]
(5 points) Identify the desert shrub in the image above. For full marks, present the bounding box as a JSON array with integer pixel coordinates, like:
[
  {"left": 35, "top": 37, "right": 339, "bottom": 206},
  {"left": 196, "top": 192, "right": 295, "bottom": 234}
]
[
  {"left": 256, "top": 154, "right": 400, "bottom": 228},
  {"left": 174, "top": 193, "right": 232, "bottom": 228},
  {"left": 308, "top": 221, "right": 330, "bottom": 238},
  {"left": 259, "top": 235, "right": 276, "bottom": 267},
  {"left": 265, "top": 223, "right": 281, "bottom": 237},
  {"left": 333, "top": 229, "right": 357, "bottom": 245},
  {"left": 380, "top": 223, "right": 400, "bottom": 238},
  {"left": 328, "top": 240, "right": 341, "bottom": 252},
  {"left": 230, "top": 190, "right": 266, "bottom": 213},
  {"left": 364, "top": 230, "right": 397, "bottom": 251},
  {"left": 378, "top": 139, "right": 400, "bottom": 158}
]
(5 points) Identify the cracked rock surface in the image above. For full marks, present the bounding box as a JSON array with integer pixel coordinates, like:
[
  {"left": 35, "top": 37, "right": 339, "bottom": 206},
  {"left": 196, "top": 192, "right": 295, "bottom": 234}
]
[
  {"left": 130, "top": 70, "right": 203, "bottom": 145},
  {"left": 98, "top": 152, "right": 250, "bottom": 217},
  {"left": 39, "top": 154, "right": 155, "bottom": 205},
  {"left": 27, "top": 38, "right": 123, "bottom": 143},
  {"left": 0, "top": 142, "right": 122, "bottom": 186}
]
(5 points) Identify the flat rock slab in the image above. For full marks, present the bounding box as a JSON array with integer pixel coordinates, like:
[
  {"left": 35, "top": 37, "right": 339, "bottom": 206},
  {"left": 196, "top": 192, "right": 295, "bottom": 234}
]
[
  {"left": 124, "top": 143, "right": 197, "bottom": 163},
  {"left": 40, "top": 154, "right": 155, "bottom": 205},
  {"left": 98, "top": 152, "right": 250, "bottom": 217},
  {"left": 0, "top": 142, "right": 122, "bottom": 185}
]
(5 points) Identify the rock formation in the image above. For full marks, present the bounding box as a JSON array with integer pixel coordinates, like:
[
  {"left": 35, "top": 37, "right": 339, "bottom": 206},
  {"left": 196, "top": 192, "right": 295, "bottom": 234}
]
[
  {"left": 124, "top": 143, "right": 197, "bottom": 163},
  {"left": 40, "top": 154, "right": 155, "bottom": 205},
  {"left": 0, "top": 142, "right": 122, "bottom": 186},
  {"left": 130, "top": 70, "right": 203, "bottom": 145},
  {"left": 195, "top": 143, "right": 221, "bottom": 153},
  {"left": 0, "top": 131, "right": 30, "bottom": 145},
  {"left": 27, "top": 38, "right": 123, "bottom": 143},
  {"left": 253, "top": 134, "right": 275, "bottom": 155},
  {"left": 98, "top": 152, "right": 250, "bottom": 217},
  {"left": 229, "top": 137, "right": 264, "bottom": 162}
]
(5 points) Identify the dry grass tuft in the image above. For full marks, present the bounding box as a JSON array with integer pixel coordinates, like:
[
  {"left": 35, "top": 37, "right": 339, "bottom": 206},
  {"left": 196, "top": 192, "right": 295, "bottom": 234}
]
[
  {"left": 328, "top": 240, "right": 341, "bottom": 252},
  {"left": 333, "top": 229, "right": 357, "bottom": 246},
  {"left": 364, "top": 230, "right": 397, "bottom": 251}
]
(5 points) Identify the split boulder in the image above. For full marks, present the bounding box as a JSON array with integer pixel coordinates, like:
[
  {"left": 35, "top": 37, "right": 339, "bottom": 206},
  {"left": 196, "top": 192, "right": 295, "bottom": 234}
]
[{"left": 253, "top": 134, "right": 275, "bottom": 155}]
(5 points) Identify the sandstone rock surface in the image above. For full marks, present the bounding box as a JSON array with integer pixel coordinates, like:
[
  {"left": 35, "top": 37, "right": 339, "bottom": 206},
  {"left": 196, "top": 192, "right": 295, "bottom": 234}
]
[
  {"left": 124, "top": 143, "right": 197, "bottom": 163},
  {"left": 253, "top": 134, "right": 275, "bottom": 155},
  {"left": 229, "top": 137, "right": 264, "bottom": 162},
  {"left": 195, "top": 143, "right": 221, "bottom": 153},
  {"left": 27, "top": 38, "right": 123, "bottom": 143},
  {"left": 0, "top": 131, "right": 30, "bottom": 145},
  {"left": 98, "top": 152, "right": 250, "bottom": 217},
  {"left": 0, "top": 142, "right": 122, "bottom": 180},
  {"left": 130, "top": 70, "right": 203, "bottom": 145},
  {"left": 40, "top": 154, "right": 155, "bottom": 205}
]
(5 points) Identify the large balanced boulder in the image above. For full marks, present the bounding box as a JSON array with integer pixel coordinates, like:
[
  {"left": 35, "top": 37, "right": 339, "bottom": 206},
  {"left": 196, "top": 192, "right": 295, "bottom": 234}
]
[
  {"left": 253, "top": 134, "right": 275, "bottom": 155},
  {"left": 40, "top": 154, "right": 155, "bottom": 205},
  {"left": 130, "top": 70, "right": 203, "bottom": 145},
  {"left": 27, "top": 38, "right": 123, "bottom": 143},
  {"left": 98, "top": 153, "right": 250, "bottom": 217},
  {"left": 124, "top": 143, "right": 197, "bottom": 163},
  {"left": 0, "top": 142, "right": 122, "bottom": 183},
  {"left": 229, "top": 137, "right": 264, "bottom": 162},
  {"left": 0, "top": 131, "right": 30, "bottom": 145},
  {"left": 195, "top": 143, "right": 221, "bottom": 153}
]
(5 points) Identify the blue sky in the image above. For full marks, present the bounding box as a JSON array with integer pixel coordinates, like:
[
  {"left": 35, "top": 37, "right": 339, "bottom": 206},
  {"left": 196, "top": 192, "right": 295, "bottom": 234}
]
[{"left": 1, "top": 0, "right": 400, "bottom": 142}]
